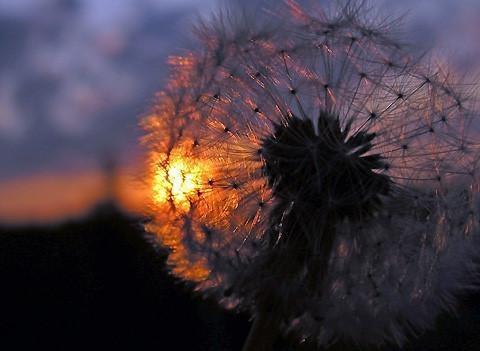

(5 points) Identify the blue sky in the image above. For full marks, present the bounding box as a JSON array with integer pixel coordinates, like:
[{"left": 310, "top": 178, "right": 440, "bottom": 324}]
[{"left": 1, "top": 0, "right": 480, "bottom": 181}]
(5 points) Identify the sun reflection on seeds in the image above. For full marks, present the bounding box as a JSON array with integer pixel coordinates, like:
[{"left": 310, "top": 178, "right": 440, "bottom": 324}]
[{"left": 152, "top": 157, "right": 204, "bottom": 211}]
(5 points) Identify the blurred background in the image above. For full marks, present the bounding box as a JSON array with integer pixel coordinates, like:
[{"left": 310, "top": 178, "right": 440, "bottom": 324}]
[
  {"left": 0, "top": 0, "right": 218, "bottom": 224},
  {"left": 2, "top": 0, "right": 480, "bottom": 225},
  {"left": 1, "top": 0, "right": 480, "bottom": 350}
]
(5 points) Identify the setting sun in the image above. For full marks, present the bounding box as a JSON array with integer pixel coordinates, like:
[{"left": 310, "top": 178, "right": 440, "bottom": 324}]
[
  {"left": 149, "top": 154, "right": 211, "bottom": 282},
  {"left": 152, "top": 157, "right": 202, "bottom": 210}
]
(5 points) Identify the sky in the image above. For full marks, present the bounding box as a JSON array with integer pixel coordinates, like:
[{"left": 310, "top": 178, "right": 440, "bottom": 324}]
[
  {"left": 0, "top": 0, "right": 214, "bottom": 181},
  {"left": 1, "top": 0, "right": 480, "bottom": 224}
]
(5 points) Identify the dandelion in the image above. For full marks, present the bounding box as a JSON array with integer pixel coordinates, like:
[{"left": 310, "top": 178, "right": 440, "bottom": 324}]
[{"left": 141, "top": 1, "right": 480, "bottom": 349}]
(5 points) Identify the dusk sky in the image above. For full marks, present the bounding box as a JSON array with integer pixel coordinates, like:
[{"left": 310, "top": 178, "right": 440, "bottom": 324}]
[{"left": 2, "top": 0, "right": 480, "bottom": 224}]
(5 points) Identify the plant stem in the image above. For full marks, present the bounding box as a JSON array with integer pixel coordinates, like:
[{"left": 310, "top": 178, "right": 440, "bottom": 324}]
[{"left": 241, "top": 310, "right": 279, "bottom": 351}]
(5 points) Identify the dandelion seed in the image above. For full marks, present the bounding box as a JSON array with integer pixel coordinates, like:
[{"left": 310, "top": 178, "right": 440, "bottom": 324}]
[{"left": 142, "top": 1, "right": 480, "bottom": 349}]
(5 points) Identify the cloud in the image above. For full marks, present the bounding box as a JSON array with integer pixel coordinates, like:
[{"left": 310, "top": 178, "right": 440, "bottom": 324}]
[
  {"left": 0, "top": 77, "right": 27, "bottom": 140},
  {"left": 1, "top": 0, "right": 480, "bottom": 223},
  {"left": 0, "top": 0, "right": 199, "bottom": 179}
]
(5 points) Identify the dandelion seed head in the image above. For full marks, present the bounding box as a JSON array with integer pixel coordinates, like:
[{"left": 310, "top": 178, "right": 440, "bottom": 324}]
[
  {"left": 261, "top": 112, "right": 390, "bottom": 220},
  {"left": 142, "top": 0, "right": 480, "bottom": 347}
]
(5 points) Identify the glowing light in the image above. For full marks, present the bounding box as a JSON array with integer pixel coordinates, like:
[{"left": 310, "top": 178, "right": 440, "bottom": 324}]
[
  {"left": 148, "top": 155, "right": 212, "bottom": 282},
  {"left": 152, "top": 157, "right": 203, "bottom": 210}
]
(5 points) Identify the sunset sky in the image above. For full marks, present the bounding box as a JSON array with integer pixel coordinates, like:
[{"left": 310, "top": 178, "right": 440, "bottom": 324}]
[{"left": 1, "top": 0, "right": 480, "bottom": 225}]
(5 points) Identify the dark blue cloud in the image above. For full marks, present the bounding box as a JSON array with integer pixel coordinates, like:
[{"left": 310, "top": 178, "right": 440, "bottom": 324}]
[{"left": 0, "top": 0, "right": 202, "bottom": 179}]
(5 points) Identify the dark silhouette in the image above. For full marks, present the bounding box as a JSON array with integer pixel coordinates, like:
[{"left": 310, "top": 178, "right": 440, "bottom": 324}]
[
  {"left": 0, "top": 203, "right": 479, "bottom": 350},
  {"left": 0, "top": 202, "right": 249, "bottom": 350}
]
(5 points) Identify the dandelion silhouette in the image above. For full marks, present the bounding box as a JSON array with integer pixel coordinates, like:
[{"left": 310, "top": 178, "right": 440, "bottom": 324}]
[{"left": 142, "top": 1, "right": 480, "bottom": 349}]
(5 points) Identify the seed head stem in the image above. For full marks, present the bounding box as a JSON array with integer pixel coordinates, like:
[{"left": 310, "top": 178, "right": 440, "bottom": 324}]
[{"left": 242, "top": 309, "right": 279, "bottom": 351}]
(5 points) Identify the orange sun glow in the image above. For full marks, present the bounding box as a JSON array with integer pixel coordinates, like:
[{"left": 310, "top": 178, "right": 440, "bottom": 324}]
[
  {"left": 149, "top": 154, "right": 211, "bottom": 281},
  {"left": 152, "top": 157, "right": 204, "bottom": 210}
]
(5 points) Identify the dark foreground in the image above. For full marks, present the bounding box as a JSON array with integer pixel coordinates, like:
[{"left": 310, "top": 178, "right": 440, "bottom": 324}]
[{"left": 0, "top": 203, "right": 479, "bottom": 350}]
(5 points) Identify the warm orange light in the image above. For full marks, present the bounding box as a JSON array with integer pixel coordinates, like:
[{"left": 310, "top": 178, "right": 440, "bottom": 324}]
[
  {"left": 152, "top": 157, "right": 203, "bottom": 210},
  {"left": 149, "top": 154, "right": 211, "bottom": 282}
]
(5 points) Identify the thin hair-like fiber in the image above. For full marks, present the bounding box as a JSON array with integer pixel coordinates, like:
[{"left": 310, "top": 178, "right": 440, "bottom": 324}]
[{"left": 142, "top": 1, "right": 480, "bottom": 348}]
